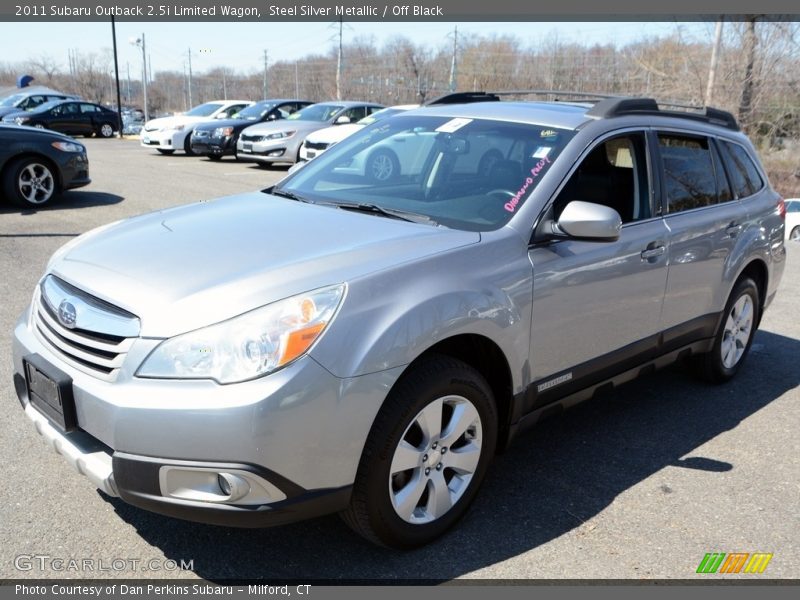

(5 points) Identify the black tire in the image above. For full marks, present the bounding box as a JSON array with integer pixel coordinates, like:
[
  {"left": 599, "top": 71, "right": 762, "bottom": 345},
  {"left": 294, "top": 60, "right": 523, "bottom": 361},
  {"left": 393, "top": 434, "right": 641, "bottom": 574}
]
[
  {"left": 366, "top": 148, "right": 400, "bottom": 182},
  {"left": 156, "top": 149, "right": 175, "bottom": 155},
  {"left": 183, "top": 134, "right": 196, "bottom": 156},
  {"left": 692, "top": 277, "right": 760, "bottom": 383},
  {"left": 207, "top": 155, "right": 222, "bottom": 162},
  {"left": 341, "top": 355, "right": 497, "bottom": 549},
  {"left": 97, "top": 122, "right": 115, "bottom": 138},
  {"left": 790, "top": 226, "right": 800, "bottom": 242},
  {"left": 2, "top": 157, "right": 59, "bottom": 208}
]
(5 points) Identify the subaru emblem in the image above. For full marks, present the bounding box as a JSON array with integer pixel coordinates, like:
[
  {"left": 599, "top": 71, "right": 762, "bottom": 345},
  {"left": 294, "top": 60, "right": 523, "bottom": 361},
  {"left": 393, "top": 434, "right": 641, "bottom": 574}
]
[{"left": 57, "top": 300, "right": 77, "bottom": 329}]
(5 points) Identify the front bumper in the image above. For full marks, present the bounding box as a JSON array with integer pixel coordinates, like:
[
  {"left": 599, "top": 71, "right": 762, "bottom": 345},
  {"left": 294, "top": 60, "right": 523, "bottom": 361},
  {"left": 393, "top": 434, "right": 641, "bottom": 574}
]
[
  {"left": 12, "top": 308, "right": 400, "bottom": 527},
  {"left": 190, "top": 134, "right": 235, "bottom": 156},
  {"left": 60, "top": 152, "right": 91, "bottom": 190},
  {"left": 236, "top": 137, "right": 294, "bottom": 163},
  {"left": 140, "top": 130, "right": 186, "bottom": 150}
]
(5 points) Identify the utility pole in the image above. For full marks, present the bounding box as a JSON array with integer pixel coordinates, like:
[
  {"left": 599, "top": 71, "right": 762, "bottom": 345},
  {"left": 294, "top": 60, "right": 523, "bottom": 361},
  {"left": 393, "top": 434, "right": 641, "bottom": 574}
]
[
  {"left": 126, "top": 62, "right": 131, "bottom": 104},
  {"left": 295, "top": 61, "right": 299, "bottom": 98},
  {"left": 110, "top": 15, "right": 123, "bottom": 137},
  {"left": 187, "top": 47, "right": 193, "bottom": 108},
  {"left": 264, "top": 50, "right": 269, "bottom": 100},
  {"left": 183, "top": 62, "right": 188, "bottom": 111},
  {"left": 336, "top": 16, "right": 343, "bottom": 100},
  {"left": 129, "top": 34, "right": 148, "bottom": 122},
  {"left": 222, "top": 70, "right": 227, "bottom": 100},
  {"left": 705, "top": 20, "right": 724, "bottom": 106},
  {"left": 449, "top": 25, "right": 458, "bottom": 92}
]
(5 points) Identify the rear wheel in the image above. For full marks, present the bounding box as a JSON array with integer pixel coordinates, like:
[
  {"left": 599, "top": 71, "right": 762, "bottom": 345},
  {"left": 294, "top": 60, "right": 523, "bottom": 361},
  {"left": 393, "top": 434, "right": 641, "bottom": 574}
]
[
  {"left": 366, "top": 149, "right": 400, "bottom": 182},
  {"left": 2, "top": 157, "right": 58, "bottom": 208},
  {"left": 790, "top": 226, "right": 800, "bottom": 242},
  {"left": 341, "top": 355, "right": 497, "bottom": 548},
  {"left": 692, "top": 277, "right": 760, "bottom": 383}
]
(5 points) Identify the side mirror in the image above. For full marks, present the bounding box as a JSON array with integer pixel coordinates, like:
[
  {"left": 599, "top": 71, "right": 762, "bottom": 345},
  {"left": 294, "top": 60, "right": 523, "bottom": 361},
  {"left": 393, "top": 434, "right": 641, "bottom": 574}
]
[
  {"left": 557, "top": 201, "right": 622, "bottom": 241},
  {"left": 335, "top": 115, "right": 351, "bottom": 125}
]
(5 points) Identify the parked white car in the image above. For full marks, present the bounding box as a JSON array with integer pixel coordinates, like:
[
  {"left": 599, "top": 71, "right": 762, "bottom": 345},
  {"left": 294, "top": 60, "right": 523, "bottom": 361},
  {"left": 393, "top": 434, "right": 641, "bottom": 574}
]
[
  {"left": 299, "top": 105, "right": 418, "bottom": 162},
  {"left": 786, "top": 198, "right": 800, "bottom": 242},
  {"left": 140, "top": 100, "right": 253, "bottom": 155}
]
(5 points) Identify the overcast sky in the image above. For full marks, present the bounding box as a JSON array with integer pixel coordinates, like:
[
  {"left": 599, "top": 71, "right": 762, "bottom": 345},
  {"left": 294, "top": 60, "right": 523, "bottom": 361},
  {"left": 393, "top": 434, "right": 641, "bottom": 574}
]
[{"left": 0, "top": 21, "right": 714, "bottom": 76}]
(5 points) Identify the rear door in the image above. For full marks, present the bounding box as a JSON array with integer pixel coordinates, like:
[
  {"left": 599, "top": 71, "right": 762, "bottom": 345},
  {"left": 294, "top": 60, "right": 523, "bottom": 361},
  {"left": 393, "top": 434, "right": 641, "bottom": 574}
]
[
  {"left": 656, "top": 131, "right": 742, "bottom": 336},
  {"left": 529, "top": 130, "right": 670, "bottom": 403}
]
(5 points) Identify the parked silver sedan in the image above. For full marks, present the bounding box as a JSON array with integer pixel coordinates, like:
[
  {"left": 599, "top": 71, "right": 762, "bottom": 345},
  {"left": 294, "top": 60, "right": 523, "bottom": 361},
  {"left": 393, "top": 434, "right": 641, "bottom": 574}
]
[{"left": 236, "top": 101, "right": 383, "bottom": 165}]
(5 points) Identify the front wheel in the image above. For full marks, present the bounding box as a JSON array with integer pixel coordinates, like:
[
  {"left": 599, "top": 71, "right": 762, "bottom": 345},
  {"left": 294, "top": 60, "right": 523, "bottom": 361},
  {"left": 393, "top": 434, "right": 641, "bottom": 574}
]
[
  {"left": 341, "top": 355, "right": 497, "bottom": 548},
  {"left": 790, "top": 226, "right": 800, "bottom": 242},
  {"left": 2, "top": 157, "right": 58, "bottom": 208},
  {"left": 183, "top": 134, "right": 196, "bottom": 156},
  {"left": 692, "top": 277, "right": 760, "bottom": 383}
]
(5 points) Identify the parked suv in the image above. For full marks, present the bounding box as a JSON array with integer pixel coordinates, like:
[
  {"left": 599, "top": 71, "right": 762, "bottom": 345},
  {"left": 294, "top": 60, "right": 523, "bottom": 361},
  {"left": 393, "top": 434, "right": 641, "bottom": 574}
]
[{"left": 12, "top": 96, "right": 786, "bottom": 548}]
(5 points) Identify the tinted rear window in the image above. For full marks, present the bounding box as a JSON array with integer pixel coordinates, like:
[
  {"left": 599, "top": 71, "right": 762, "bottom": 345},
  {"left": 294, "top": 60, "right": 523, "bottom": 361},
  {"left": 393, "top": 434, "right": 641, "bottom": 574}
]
[{"left": 658, "top": 134, "right": 718, "bottom": 213}]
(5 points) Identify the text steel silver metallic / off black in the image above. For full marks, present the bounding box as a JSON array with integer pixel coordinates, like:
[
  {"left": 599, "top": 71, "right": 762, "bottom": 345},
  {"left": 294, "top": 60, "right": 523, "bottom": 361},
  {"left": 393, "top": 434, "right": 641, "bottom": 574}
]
[{"left": 12, "top": 94, "right": 786, "bottom": 548}]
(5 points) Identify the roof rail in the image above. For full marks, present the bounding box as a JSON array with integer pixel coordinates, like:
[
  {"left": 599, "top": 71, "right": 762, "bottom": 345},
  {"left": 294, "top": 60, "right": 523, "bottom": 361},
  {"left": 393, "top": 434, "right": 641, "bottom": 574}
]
[
  {"left": 491, "top": 89, "right": 623, "bottom": 102},
  {"left": 425, "top": 91, "right": 500, "bottom": 105},
  {"left": 586, "top": 96, "right": 739, "bottom": 131}
]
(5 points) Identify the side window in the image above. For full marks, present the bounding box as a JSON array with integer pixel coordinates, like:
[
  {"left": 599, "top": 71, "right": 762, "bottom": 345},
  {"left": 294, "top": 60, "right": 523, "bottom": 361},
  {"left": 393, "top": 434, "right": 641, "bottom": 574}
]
[
  {"left": 366, "top": 106, "right": 381, "bottom": 116},
  {"left": 21, "top": 96, "right": 45, "bottom": 109},
  {"left": 341, "top": 107, "right": 366, "bottom": 122},
  {"left": 225, "top": 104, "right": 246, "bottom": 117},
  {"left": 787, "top": 202, "right": 800, "bottom": 213},
  {"left": 658, "top": 134, "right": 718, "bottom": 213},
  {"left": 554, "top": 132, "right": 651, "bottom": 224},
  {"left": 80, "top": 103, "right": 97, "bottom": 114},
  {"left": 719, "top": 141, "right": 764, "bottom": 198}
]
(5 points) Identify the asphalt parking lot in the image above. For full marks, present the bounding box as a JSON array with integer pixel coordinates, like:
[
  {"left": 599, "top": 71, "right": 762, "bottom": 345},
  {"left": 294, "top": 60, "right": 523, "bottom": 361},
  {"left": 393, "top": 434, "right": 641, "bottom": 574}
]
[{"left": 0, "top": 138, "right": 798, "bottom": 581}]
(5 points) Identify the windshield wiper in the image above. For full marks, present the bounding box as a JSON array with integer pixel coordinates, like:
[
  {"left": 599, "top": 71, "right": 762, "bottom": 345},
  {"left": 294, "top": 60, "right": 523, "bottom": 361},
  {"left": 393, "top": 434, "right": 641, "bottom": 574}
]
[
  {"left": 335, "top": 202, "right": 438, "bottom": 226},
  {"left": 269, "top": 188, "right": 314, "bottom": 203}
]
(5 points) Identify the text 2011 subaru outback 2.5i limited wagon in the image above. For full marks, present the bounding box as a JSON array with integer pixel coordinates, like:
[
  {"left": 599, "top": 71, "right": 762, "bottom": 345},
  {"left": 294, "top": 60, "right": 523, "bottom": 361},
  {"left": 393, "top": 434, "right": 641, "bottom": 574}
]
[{"left": 12, "top": 95, "right": 787, "bottom": 548}]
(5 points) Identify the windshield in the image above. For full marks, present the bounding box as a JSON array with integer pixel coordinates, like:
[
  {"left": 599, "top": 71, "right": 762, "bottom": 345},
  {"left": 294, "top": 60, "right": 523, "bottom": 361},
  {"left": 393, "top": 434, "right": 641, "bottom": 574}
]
[
  {"left": 287, "top": 104, "right": 343, "bottom": 122},
  {"left": 1, "top": 94, "right": 25, "bottom": 107},
  {"left": 357, "top": 107, "right": 409, "bottom": 125},
  {"left": 184, "top": 102, "right": 225, "bottom": 117},
  {"left": 233, "top": 102, "right": 277, "bottom": 121},
  {"left": 277, "top": 115, "right": 574, "bottom": 232}
]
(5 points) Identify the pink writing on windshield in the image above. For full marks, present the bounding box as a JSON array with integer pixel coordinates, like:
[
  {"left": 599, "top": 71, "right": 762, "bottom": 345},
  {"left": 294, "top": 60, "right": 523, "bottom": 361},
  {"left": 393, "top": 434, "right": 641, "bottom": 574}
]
[{"left": 504, "top": 156, "right": 552, "bottom": 213}]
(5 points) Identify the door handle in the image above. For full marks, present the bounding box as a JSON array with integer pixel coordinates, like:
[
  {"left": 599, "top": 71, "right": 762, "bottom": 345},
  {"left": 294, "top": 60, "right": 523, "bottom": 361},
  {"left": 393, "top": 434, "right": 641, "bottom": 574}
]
[
  {"left": 641, "top": 245, "right": 666, "bottom": 260},
  {"left": 726, "top": 222, "right": 742, "bottom": 238}
]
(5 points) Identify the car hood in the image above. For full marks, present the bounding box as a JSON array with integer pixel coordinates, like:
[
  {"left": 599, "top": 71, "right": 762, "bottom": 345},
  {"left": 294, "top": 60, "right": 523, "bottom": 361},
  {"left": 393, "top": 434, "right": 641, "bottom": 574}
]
[
  {"left": 0, "top": 106, "right": 24, "bottom": 118},
  {"left": 305, "top": 124, "right": 364, "bottom": 145},
  {"left": 143, "top": 115, "right": 215, "bottom": 131},
  {"left": 49, "top": 193, "right": 479, "bottom": 337},
  {"left": 194, "top": 117, "right": 262, "bottom": 132},
  {"left": 242, "top": 120, "right": 325, "bottom": 136}
]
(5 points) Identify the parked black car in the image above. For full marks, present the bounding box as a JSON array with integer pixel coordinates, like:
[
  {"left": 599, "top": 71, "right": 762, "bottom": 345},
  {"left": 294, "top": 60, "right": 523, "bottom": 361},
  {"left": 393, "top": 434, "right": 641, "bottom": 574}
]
[
  {"left": 190, "top": 99, "right": 312, "bottom": 160},
  {"left": 2, "top": 100, "right": 119, "bottom": 138},
  {"left": 0, "top": 124, "right": 90, "bottom": 208}
]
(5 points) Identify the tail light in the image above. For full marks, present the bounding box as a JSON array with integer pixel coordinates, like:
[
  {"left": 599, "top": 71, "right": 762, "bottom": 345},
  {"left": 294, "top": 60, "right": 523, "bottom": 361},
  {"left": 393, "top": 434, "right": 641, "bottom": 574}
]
[{"left": 777, "top": 197, "right": 786, "bottom": 220}]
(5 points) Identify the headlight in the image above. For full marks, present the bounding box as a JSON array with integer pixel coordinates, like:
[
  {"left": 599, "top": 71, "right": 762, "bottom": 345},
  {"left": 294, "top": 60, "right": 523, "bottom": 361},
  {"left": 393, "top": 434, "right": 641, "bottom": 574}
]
[
  {"left": 265, "top": 131, "right": 294, "bottom": 140},
  {"left": 51, "top": 141, "right": 84, "bottom": 153},
  {"left": 213, "top": 126, "right": 234, "bottom": 137},
  {"left": 137, "top": 284, "right": 345, "bottom": 384},
  {"left": 15, "top": 116, "right": 30, "bottom": 124}
]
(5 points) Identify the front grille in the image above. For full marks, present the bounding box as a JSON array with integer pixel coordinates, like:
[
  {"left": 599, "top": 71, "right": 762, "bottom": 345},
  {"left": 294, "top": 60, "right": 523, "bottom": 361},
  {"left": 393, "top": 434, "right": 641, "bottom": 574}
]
[
  {"left": 32, "top": 279, "right": 138, "bottom": 382},
  {"left": 240, "top": 134, "right": 263, "bottom": 143},
  {"left": 304, "top": 141, "right": 329, "bottom": 151}
]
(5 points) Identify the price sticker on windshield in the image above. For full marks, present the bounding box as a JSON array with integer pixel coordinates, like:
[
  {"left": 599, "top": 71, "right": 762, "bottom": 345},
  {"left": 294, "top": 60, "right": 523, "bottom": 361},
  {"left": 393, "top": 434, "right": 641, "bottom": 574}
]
[{"left": 435, "top": 118, "right": 472, "bottom": 133}]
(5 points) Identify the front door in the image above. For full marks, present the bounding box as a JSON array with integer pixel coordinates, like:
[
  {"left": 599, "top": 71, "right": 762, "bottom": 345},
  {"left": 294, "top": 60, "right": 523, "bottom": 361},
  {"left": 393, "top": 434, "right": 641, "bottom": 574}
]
[{"left": 528, "top": 131, "right": 669, "bottom": 405}]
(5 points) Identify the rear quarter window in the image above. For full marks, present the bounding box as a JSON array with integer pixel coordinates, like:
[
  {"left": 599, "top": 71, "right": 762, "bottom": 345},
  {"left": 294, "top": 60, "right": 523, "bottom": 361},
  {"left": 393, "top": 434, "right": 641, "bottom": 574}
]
[{"left": 719, "top": 140, "right": 764, "bottom": 198}]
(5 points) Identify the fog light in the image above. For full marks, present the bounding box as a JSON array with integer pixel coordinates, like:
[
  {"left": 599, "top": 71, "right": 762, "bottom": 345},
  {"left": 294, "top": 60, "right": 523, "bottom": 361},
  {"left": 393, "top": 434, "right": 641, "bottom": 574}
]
[{"left": 217, "top": 473, "right": 231, "bottom": 495}]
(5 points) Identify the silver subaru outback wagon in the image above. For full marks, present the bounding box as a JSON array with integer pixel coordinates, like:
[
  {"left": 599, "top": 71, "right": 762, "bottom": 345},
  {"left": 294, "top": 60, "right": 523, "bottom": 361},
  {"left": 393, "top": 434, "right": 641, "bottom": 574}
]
[{"left": 12, "top": 95, "right": 787, "bottom": 548}]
